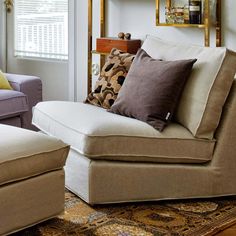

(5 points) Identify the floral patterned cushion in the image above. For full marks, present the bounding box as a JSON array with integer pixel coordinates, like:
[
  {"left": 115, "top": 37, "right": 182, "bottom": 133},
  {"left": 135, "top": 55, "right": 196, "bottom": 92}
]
[{"left": 85, "top": 48, "right": 135, "bottom": 109}]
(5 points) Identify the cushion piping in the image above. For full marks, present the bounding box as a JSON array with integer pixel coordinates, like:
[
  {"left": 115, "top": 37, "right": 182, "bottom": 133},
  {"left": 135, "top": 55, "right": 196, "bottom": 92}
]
[
  {"left": 34, "top": 119, "right": 215, "bottom": 162},
  {"left": 0, "top": 145, "right": 69, "bottom": 165},
  {"left": 33, "top": 106, "right": 215, "bottom": 141},
  {"left": 0, "top": 146, "right": 69, "bottom": 186}
]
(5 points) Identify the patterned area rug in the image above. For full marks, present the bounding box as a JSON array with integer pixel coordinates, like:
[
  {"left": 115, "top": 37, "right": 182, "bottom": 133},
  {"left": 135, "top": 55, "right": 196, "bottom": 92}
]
[{"left": 14, "top": 190, "right": 236, "bottom": 236}]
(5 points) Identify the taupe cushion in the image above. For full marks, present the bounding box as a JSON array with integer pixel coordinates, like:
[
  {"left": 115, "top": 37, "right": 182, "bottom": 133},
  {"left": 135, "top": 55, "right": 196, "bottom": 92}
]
[
  {"left": 142, "top": 36, "right": 236, "bottom": 139},
  {"left": 109, "top": 49, "right": 197, "bottom": 131},
  {"left": 0, "top": 124, "right": 69, "bottom": 186},
  {"left": 85, "top": 48, "right": 135, "bottom": 109},
  {"left": 33, "top": 101, "right": 215, "bottom": 164}
]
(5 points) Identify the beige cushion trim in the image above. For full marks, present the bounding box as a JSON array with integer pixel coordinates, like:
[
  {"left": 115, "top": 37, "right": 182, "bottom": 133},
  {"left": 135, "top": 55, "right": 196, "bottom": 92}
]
[
  {"left": 33, "top": 101, "right": 215, "bottom": 164},
  {"left": 0, "top": 124, "right": 69, "bottom": 186},
  {"left": 196, "top": 49, "right": 236, "bottom": 137},
  {"left": 82, "top": 136, "right": 215, "bottom": 163},
  {"left": 0, "top": 147, "right": 69, "bottom": 186}
]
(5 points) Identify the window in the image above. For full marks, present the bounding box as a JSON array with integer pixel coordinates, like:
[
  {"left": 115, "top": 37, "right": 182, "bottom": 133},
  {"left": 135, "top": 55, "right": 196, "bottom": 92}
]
[{"left": 14, "top": 0, "right": 68, "bottom": 60}]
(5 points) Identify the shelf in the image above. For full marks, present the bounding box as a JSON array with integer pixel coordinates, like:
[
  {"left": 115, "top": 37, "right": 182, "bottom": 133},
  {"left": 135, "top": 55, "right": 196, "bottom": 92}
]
[
  {"left": 156, "top": 0, "right": 215, "bottom": 47},
  {"left": 157, "top": 23, "right": 206, "bottom": 29},
  {"left": 88, "top": 0, "right": 221, "bottom": 95},
  {"left": 91, "top": 50, "right": 109, "bottom": 55}
]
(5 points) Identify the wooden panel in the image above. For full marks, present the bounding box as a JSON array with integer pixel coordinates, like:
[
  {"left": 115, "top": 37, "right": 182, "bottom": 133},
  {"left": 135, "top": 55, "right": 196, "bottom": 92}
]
[
  {"left": 204, "top": 0, "right": 210, "bottom": 46},
  {"left": 156, "top": 0, "right": 160, "bottom": 25},
  {"left": 216, "top": 0, "right": 222, "bottom": 47},
  {"left": 100, "top": 0, "right": 106, "bottom": 66},
  {"left": 216, "top": 224, "right": 236, "bottom": 235},
  {"left": 96, "top": 38, "right": 141, "bottom": 54}
]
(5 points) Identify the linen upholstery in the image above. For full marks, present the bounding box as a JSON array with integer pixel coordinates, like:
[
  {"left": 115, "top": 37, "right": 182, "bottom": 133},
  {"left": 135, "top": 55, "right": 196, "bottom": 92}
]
[
  {"left": 65, "top": 80, "right": 236, "bottom": 204},
  {"left": 33, "top": 101, "right": 215, "bottom": 164},
  {"left": 196, "top": 50, "right": 236, "bottom": 137},
  {"left": 85, "top": 48, "right": 135, "bottom": 109},
  {"left": 0, "top": 124, "right": 69, "bottom": 186},
  {"left": 0, "top": 90, "right": 28, "bottom": 119},
  {"left": 110, "top": 49, "right": 197, "bottom": 131},
  {"left": 64, "top": 150, "right": 222, "bottom": 204},
  {"left": 142, "top": 35, "right": 236, "bottom": 139},
  {"left": 0, "top": 170, "right": 65, "bottom": 235},
  {"left": 88, "top": 79, "right": 236, "bottom": 203},
  {"left": 213, "top": 79, "right": 236, "bottom": 168},
  {"left": 33, "top": 80, "right": 236, "bottom": 204},
  {"left": 0, "top": 124, "right": 69, "bottom": 235},
  {"left": 65, "top": 149, "right": 90, "bottom": 202}
]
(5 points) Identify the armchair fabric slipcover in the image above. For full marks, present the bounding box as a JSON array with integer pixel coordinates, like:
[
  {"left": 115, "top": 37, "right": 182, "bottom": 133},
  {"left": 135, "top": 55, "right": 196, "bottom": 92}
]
[{"left": 32, "top": 36, "right": 236, "bottom": 204}]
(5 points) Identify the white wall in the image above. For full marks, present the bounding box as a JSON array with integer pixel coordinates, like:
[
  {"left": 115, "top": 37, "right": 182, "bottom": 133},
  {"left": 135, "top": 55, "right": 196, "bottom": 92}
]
[
  {"left": 2, "top": 1, "right": 235, "bottom": 101},
  {"left": 7, "top": 58, "right": 68, "bottom": 101},
  {"left": 106, "top": 0, "right": 236, "bottom": 50},
  {"left": 222, "top": 0, "right": 236, "bottom": 50},
  {"left": 75, "top": 0, "right": 104, "bottom": 101},
  {"left": 75, "top": 0, "right": 236, "bottom": 101},
  {"left": 73, "top": 0, "right": 89, "bottom": 101},
  {"left": 5, "top": 1, "right": 71, "bottom": 101},
  {"left": 0, "top": 1, "right": 6, "bottom": 71}
]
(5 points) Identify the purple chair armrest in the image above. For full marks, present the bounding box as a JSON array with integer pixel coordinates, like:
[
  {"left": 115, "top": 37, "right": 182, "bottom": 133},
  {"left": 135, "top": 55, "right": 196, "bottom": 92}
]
[
  {"left": 6, "top": 73, "right": 42, "bottom": 107},
  {"left": 6, "top": 73, "right": 42, "bottom": 130}
]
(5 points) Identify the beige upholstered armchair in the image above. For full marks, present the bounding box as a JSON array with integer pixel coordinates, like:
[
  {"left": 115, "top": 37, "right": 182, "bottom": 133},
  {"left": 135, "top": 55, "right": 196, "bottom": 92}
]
[{"left": 32, "top": 36, "right": 236, "bottom": 204}]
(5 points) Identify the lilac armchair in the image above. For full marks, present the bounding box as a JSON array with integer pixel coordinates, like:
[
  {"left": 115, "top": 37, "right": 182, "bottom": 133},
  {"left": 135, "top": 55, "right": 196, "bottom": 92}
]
[{"left": 0, "top": 73, "right": 42, "bottom": 130}]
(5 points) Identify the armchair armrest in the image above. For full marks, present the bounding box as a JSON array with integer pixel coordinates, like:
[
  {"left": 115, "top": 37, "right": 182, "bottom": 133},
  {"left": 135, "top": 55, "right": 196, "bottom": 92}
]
[
  {"left": 6, "top": 73, "right": 42, "bottom": 108},
  {"left": 6, "top": 73, "right": 42, "bottom": 130}
]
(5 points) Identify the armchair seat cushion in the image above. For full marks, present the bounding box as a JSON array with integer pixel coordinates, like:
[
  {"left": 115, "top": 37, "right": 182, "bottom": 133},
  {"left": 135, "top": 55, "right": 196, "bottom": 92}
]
[
  {"left": 0, "top": 90, "right": 28, "bottom": 120},
  {"left": 33, "top": 101, "right": 215, "bottom": 164},
  {"left": 0, "top": 124, "right": 69, "bottom": 186}
]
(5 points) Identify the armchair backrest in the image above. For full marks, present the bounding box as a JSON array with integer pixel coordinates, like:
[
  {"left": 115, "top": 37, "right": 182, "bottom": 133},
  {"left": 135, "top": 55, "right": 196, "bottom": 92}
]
[{"left": 212, "top": 78, "right": 236, "bottom": 167}]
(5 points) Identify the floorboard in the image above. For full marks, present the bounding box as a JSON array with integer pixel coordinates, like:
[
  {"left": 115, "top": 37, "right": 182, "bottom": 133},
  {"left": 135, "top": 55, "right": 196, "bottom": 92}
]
[{"left": 215, "top": 224, "right": 236, "bottom": 235}]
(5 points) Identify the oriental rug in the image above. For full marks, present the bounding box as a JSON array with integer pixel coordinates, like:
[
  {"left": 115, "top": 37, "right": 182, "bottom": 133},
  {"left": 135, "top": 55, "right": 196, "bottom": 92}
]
[{"left": 14, "top": 190, "right": 236, "bottom": 236}]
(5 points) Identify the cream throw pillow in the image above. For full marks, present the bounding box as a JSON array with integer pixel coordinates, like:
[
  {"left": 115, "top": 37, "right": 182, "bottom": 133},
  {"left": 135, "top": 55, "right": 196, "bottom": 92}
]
[
  {"left": 142, "top": 35, "right": 236, "bottom": 139},
  {"left": 0, "top": 70, "right": 12, "bottom": 90}
]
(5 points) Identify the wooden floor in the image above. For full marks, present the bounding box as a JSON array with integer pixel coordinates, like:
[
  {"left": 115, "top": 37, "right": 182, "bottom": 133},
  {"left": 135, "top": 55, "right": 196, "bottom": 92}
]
[{"left": 215, "top": 224, "right": 236, "bottom": 235}]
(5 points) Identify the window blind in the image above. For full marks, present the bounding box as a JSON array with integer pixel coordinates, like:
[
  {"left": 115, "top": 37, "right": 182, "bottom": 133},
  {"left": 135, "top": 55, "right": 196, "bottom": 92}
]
[{"left": 14, "top": 0, "right": 68, "bottom": 60}]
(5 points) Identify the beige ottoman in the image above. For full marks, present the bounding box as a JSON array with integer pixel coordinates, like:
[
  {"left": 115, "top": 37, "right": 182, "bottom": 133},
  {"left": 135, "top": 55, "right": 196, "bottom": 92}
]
[{"left": 0, "top": 124, "right": 69, "bottom": 235}]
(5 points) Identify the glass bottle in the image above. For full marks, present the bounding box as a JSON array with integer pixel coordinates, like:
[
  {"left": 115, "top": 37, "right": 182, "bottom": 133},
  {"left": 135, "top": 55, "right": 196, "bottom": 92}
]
[
  {"left": 183, "top": 4, "right": 190, "bottom": 24},
  {"left": 175, "top": 7, "right": 184, "bottom": 24},
  {"left": 165, "top": 7, "right": 175, "bottom": 24},
  {"left": 189, "top": 0, "right": 202, "bottom": 24}
]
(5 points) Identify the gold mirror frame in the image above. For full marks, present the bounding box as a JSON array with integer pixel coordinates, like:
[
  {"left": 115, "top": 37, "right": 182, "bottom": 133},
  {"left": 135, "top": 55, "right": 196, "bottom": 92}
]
[
  {"left": 88, "top": 0, "right": 105, "bottom": 95},
  {"left": 4, "top": 0, "right": 13, "bottom": 13}
]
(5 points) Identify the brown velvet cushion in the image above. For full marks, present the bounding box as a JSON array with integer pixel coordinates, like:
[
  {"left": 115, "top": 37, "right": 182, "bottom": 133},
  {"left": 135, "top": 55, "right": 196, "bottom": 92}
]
[
  {"left": 85, "top": 48, "right": 135, "bottom": 109},
  {"left": 109, "top": 49, "right": 197, "bottom": 131}
]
